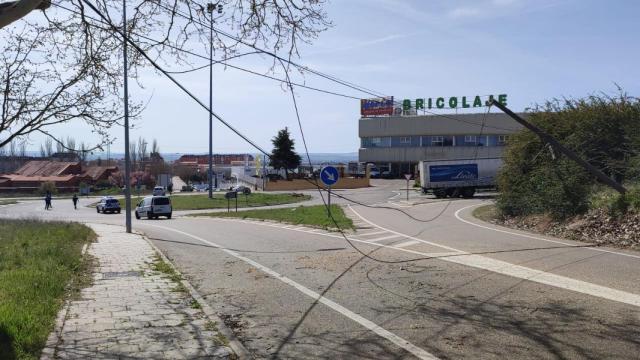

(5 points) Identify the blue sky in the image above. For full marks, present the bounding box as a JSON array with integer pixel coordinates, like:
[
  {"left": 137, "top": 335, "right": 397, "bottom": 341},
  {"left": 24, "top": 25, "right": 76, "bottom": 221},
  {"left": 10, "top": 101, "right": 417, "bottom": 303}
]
[{"left": 34, "top": 0, "right": 640, "bottom": 155}]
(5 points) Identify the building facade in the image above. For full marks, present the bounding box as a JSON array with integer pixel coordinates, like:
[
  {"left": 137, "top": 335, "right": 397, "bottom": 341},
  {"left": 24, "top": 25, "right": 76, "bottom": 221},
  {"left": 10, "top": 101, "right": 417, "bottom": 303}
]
[{"left": 359, "top": 112, "right": 524, "bottom": 176}]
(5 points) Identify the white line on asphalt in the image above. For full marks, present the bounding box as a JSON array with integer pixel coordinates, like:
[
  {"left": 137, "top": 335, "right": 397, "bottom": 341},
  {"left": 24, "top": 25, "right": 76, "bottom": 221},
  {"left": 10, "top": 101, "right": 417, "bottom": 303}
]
[
  {"left": 347, "top": 205, "right": 640, "bottom": 307},
  {"left": 347, "top": 205, "right": 464, "bottom": 253},
  {"left": 454, "top": 204, "right": 640, "bottom": 260},
  {"left": 141, "top": 223, "right": 438, "bottom": 360},
  {"left": 394, "top": 240, "right": 421, "bottom": 248},
  {"left": 366, "top": 234, "right": 403, "bottom": 242},
  {"left": 185, "top": 214, "right": 640, "bottom": 307},
  {"left": 355, "top": 230, "right": 388, "bottom": 237}
]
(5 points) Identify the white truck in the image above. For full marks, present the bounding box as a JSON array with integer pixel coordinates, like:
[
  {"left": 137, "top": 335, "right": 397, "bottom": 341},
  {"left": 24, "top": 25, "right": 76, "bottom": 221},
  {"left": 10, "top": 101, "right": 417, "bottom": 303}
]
[{"left": 419, "top": 158, "right": 502, "bottom": 198}]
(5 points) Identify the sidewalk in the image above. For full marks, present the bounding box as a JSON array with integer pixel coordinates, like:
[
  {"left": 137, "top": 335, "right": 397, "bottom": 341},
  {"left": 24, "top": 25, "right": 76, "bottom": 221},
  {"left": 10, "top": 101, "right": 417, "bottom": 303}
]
[{"left": 41, "top": 224, "right": 235, "bottom": 359}]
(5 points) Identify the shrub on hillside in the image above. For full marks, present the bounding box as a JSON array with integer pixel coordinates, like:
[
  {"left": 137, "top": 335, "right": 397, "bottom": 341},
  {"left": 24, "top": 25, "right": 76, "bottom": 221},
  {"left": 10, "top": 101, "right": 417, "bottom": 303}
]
[{"left": 496, "top": 92, "right": 640, "bottom": 219}]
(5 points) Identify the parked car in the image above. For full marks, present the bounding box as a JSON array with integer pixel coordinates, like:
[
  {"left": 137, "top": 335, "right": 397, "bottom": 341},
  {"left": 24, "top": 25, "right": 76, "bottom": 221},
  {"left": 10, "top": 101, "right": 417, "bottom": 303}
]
[
  {"left": 232, "top": 185, "right": 252, "bottom": 195},
  {"left": 181, "top": 185, "right": 193, "bottom": 192},
  {"left": 135, "top": 196, "right": 172, "bottom": 219},
  {"left": 96, "top": 196, "right": 121, "bottom": 214},
  {"left": 152, "top": 186, "right": 165, "bottom": 196}
]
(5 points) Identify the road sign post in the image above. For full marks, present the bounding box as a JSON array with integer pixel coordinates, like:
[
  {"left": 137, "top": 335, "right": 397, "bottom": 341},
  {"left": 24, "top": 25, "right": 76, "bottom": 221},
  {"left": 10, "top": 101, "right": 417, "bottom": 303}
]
[
  {"left": 404, "top": 173, "right": 412, "bottom": 202},
  {"left": 225, "top": 191, "right": 237, "bottom": 213},
  {"left": 320, "top": 166, "right": 339, "bottom": 218}
]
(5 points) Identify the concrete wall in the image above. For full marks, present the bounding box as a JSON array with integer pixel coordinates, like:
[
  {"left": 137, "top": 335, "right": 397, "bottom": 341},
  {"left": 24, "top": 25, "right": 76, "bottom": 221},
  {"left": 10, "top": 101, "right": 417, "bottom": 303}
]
[{"left": 265, "top": 177, "right": 369, "bottom": 191}]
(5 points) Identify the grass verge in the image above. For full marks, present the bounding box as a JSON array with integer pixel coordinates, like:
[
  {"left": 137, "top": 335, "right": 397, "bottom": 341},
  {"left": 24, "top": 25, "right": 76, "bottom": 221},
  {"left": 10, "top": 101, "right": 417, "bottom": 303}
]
[
  {"left": 170, "top": 192, "right": 310, "bottom": 211},
  {"left": 472, "top": 204, "right": 500, "bottom": 223},
  {"left": 0, "top": 220, "right": 95, "bottom": 360},
  {"left": 0, "top": 200, "right": 17, "bottom": 206},
  {"left": 194, "top": 204, "right": 354, "bottom": 230}
]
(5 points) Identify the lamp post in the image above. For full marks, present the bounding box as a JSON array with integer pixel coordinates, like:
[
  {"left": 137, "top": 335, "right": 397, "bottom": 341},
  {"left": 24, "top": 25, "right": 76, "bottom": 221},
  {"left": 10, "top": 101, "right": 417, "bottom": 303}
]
[
  {"left": 206, "top": 2, "right": 222, "bottom": 199},
  {"left": 206, "top": 3, "right": 213, "bottom": 199},
  {"left": 122, "top": 0, "right": 132, "bottom": 233}
]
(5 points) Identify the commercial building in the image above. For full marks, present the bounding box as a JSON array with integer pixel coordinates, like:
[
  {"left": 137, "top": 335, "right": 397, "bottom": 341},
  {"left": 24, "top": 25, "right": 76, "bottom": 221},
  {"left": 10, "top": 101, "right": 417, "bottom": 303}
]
[{"left": 359, "top": 112, "right": 524, "bottom": 177}]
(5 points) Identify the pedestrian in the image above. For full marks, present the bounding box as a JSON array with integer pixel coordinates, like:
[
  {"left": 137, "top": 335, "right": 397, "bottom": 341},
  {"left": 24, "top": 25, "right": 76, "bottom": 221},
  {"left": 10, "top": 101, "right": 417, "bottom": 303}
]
[
  {"left": 45, "top": 191, "right": 52, "bottom": 210},
  {"left": 72, "top": 194, "right": 79, "bottom": 210}
]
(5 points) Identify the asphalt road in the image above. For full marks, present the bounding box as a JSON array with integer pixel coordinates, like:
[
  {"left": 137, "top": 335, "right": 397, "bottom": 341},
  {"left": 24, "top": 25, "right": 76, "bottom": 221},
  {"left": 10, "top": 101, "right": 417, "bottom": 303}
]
[{"left": 2, "top": 180, "right": 639, "bottom": 359}]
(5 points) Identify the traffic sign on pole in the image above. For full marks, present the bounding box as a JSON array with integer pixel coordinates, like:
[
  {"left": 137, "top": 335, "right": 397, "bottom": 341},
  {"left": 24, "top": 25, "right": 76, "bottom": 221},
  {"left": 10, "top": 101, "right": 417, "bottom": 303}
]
[
  {"left": 320, "top": 166, "right": 339, "bottom": 187},
  {"left": 320, "top": 166, "right": 339, "bottom": 217},
  {"left": 404, "top": 174, "right": 411, "bottom": 201}
]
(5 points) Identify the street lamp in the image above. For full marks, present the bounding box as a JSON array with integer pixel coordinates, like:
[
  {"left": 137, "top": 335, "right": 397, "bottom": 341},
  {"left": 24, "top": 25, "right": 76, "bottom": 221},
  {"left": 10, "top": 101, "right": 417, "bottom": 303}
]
[
  {"left": 206, "top": 3, "right": 221, "bottom": 199},
  {"left": 122, "top": 0, "right": 132, "bottom": 233}
]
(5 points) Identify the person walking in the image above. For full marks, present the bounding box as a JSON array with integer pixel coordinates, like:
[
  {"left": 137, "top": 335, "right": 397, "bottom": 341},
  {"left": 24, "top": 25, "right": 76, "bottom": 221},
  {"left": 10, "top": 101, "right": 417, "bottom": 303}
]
[
  {"left": 45, "top": 191, "right": 52, "bottom": 210},
  {"left": 72, "top": 194, "right": 79, "bottom": 210}
]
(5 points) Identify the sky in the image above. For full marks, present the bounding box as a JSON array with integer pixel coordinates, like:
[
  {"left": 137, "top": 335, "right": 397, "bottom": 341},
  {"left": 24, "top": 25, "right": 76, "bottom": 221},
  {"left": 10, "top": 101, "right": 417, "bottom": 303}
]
[{"left": 23, "top": 0, "right": 640, "bottom": 155}]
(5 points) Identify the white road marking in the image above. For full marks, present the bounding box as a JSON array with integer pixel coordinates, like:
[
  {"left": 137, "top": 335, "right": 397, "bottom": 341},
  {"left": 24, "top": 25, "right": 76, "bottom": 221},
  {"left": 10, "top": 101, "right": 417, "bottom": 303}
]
[
  {"left": 347, "top": 205, "right": 640, "bottom": 307},
  {"left": 347, "top": 205, "right": 463, "bottom": 254},
  {"left": 394, "top": 240, "right": 421, "bottom": 248},
  {"left": 366, "top": 234, "right": 403, "bottom": 242},
  {"left": 141, "top": 223, "right": 437, "bottom": 360},
  {"left": 454, "top": 204, "right": 640, "bottom": 260},
  {"left": 355, "top": 230, "right": 388, "bottom": 237}
]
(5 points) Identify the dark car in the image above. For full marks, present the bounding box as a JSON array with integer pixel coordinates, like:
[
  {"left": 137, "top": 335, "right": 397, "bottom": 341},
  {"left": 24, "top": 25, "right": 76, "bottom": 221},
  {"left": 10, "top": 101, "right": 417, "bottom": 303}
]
[
  {"left": 96, "top": 197, "right": 121, "bottom": 214},
  {"left": 233, "top": 185, "right": 252, "bottom": 195}
]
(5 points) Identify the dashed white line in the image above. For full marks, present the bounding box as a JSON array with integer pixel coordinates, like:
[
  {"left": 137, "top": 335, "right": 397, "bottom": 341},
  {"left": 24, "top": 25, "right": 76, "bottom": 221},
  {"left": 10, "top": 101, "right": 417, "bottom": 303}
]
[
  {"left": 141, "top": 223, "right": 437, "bottom": 360},
  {"left": 366, "top": 234, "right": 403, "bottom": 242},
  {"left": 394, "top": 240, "right": 421, "bottom": 248}
]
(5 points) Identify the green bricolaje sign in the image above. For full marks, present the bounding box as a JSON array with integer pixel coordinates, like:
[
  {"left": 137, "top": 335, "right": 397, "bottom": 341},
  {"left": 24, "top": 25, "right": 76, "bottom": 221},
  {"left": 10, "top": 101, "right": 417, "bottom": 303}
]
[{"left": 402, "top": 94, "right": 507, "bottom": 110}]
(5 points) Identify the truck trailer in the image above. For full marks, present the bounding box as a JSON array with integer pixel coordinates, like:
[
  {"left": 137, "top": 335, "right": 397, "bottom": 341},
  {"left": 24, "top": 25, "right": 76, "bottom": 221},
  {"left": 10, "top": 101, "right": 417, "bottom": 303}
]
[{"left": 419, "top": 158, "right": 502, "bottom": 198}]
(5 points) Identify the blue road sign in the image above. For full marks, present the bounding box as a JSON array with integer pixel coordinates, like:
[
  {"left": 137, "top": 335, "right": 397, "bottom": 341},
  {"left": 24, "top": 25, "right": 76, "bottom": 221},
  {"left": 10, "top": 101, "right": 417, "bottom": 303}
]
[{"left": 320, "top": 166, "right": 339, "bottom": 186}]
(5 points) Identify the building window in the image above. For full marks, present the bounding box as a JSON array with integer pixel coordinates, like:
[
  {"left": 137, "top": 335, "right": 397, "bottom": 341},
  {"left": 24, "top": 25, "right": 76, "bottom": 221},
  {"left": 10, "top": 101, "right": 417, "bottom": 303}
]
[
  {"left": 464, "top": 135, "right": 477, "bottom": 144},
  {"left": 371, "top": 137, "right": 381, "bottom": 144},
  {"left": 431, "top": 136, "right": 444, "bottom": 146},
  {"left": 498, "top": 135, "right": 510, "bottom": 145},
  {"left": 399, "top": 136, "right": 411, "bottom": 144}
]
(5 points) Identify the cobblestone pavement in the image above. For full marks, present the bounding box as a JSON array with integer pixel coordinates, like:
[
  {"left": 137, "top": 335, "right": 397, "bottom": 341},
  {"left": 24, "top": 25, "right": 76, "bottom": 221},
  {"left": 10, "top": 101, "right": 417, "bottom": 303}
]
[{"left": 41, "top": 223, "right": 233, "bottom": 359}]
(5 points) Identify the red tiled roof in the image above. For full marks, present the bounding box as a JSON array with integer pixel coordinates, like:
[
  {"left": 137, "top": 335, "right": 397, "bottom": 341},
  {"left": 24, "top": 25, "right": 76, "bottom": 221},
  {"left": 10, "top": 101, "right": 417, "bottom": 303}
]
[
  {"left": 14, "top": 161, "right": 80, "bottom": 176},
  {"left": 2, "top": 174, "right": 77, "bottom": 182},
  {"left": 83, "top": 166, "right": 118, "bottom": 180}
]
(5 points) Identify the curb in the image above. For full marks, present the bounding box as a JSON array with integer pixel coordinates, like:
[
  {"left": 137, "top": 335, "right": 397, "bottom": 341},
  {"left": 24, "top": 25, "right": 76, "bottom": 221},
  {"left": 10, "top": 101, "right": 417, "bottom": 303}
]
[
  {"left": 40, "top": 243, "right": 91, "bottom": 359},
  {"left": 139, "top": 230, "right": 253, "bottom": 360}
]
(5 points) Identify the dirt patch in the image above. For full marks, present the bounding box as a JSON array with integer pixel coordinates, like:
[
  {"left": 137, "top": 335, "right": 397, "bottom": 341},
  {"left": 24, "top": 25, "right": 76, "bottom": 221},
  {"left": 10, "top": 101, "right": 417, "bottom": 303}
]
[{"left": 481, "top": 206, "right": 640, "bottom": 250}]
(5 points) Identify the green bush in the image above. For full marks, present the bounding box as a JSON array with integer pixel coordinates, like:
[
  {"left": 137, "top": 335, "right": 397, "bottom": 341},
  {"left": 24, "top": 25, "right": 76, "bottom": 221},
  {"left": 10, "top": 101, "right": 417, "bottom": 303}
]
[{"left": 497, "top": 92, "right": 640, "bottom": 219}]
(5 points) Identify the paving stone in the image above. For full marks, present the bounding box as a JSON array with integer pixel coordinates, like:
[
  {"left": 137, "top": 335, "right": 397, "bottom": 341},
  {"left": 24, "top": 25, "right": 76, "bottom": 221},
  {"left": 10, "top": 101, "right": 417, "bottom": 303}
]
[{"left": 41, "top": 223, "right": 232, "bottom": 359}]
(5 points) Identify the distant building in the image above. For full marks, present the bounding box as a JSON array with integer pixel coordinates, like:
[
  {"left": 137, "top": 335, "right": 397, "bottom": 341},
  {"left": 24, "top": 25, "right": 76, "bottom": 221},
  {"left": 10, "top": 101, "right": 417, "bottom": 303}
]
[
  {"left": 176, "top": 154, "right": 254, "bottom": 166},
  {"left": 0, "top": 160, "right": 117, "bottom": 191},
  {"left": 359, "top": 113, "right": 524, "bottom": 176}
]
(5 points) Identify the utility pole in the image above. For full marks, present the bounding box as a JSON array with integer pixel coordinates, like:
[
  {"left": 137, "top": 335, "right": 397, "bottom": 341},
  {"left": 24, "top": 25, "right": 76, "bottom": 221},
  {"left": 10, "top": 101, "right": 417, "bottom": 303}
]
[
  {"left": 490, "top": 99, "right": 627, "bottom": 195},
  {"left": 123, "top": 0, "right": 132, "bottom": 233},
  {"left": 207, "top": 3, "right": 214, "bottom": 199}
]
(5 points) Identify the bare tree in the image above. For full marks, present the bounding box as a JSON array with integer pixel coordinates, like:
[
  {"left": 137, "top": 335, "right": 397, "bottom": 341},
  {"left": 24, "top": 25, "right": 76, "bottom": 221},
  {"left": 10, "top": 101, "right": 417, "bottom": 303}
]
[
  {"left": 137, "top": 137, "right": 148, "bottom": 171},
  {"left": 66, "top": 137, "right": 76, "bottom": 152},
  {"left": 39, "top": 143, "right": 45, "bottom": 157},
  {"left": 151, "top": 138, "right": 159, "bottom": 156},
  {"left": 18, "top": 140, "right": 26, "bottom": 157},
  {"left": 44, "top": 137, "right": 53, "bottom": 156},
  {"left": 78, "top": 141, "right": 88, "bottom": 162},
  {"left": 55, "top": 138, "right": 64, "bottom": 153},
  {"left": 1, "top": 1, "right": 330, "bottom": 150},
  {"left": 129, "top": 142, "right": 137, "bottom": 171},
  {"left": 9, "top": 140, "right": 16, "bottom": 156}
]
